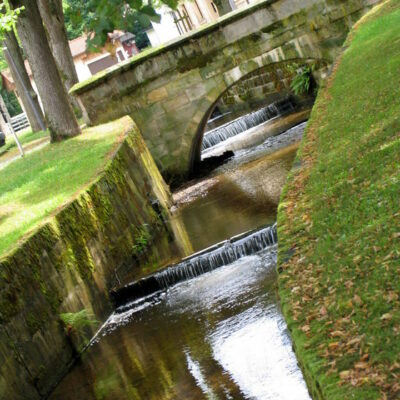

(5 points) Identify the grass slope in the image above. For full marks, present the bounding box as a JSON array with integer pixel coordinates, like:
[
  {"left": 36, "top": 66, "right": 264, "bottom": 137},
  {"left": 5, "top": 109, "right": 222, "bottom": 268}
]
[
  {"left": 0, "top": 129, "right": 48, "bottom": 157},
  {"left": 0, "top": 118, "right": 130, "bottom": 259},
  {"left": 277, "top": 1, "right": 400, "bottom": 399}
]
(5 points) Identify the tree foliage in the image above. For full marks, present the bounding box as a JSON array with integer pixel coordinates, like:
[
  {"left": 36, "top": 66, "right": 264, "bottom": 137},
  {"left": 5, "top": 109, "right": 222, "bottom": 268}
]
[
  {"left": 63, "top": 0, "right": 177, "bottom": 49},
  {"left": 0, "top": 4, "right": 23, "bottom": 116},
  {"left": 0, "top": 2, "right": 24, "bottom": 39},
  {"left": 0, "top": 82, "right": 22, "bottom": 116},
  {"left": 62, "top": 0, "right": 94, "bottom": 40}
]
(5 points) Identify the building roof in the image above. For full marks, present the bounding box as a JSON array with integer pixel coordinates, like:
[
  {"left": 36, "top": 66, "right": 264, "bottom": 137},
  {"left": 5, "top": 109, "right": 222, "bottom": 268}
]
[
  {"left": 1, "top": 31, "right": 135, "bottom": 90},
  {"left": 69, "top": 31, "right": 135, "bottom": 57},
  {"left": 117, "top": 32, "right": 136, "bottom": 43},
  {"left": 69, "top": 34, "right": 89, "bottom": 58}
]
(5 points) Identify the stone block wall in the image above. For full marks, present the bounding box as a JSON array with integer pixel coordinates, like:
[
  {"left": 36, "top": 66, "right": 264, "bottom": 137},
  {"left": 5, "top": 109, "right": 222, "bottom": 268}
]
[
  {"left": 0, "top": 117, "right": 174, "bottom": 399},
  {"left": 218, "top": 63, "right": 293, "bottom": 114},
  {"left": 71, "top": 0, "right": 379, "bottom": 181}
]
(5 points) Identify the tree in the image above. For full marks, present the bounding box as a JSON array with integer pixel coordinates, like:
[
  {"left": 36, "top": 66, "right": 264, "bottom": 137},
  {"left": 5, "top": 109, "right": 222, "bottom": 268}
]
[
  {"left": 0, "top": 82, "right": 21, "bottom": 117},
  {"left": 63, "top": 0, "right": 151, "bottom": 49},
  {"left": 9, "top": 0, "right": 80, "bottom": 141},
  {"left": 64, "top": 0, "right": 177, "bottom": 51},
  {"left": 37, "top": 0, "right": 78, "bottom": 94},
  {"left": 2, "top": 29, "right": 46, "bottom": 131},
  {"left": 63, "top": 0, "right": 94, "bottom": 39},
  {"left": 0, "top": 1, "right": 45, "bottom": 130},
  {"left": 0, "top": 93, "right": 24, "bottom": 155}
]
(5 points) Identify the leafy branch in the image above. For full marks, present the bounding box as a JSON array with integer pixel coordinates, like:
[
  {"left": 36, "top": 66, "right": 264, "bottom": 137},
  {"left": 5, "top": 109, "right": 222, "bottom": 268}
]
[{"left": 0, "top": 3, "right": 24, "bottom": 39}]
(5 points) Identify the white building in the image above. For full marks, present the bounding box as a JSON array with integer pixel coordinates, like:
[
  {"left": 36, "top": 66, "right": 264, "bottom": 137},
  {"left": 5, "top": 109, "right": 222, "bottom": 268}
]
[{"left": 146, "top": 0, "right": 253, "bottom": 47}]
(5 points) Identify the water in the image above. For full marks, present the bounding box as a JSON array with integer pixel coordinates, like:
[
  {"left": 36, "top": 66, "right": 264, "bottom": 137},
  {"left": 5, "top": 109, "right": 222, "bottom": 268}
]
[
  {"left": 49, "top": 114, "right": 310, "bottom": 400},
  {"left": 50, "top": 245, "right": 310, "bottom": 400},
  {"left": 172, "top": 121, "right": 306, "bottom": 252},
  {"left": 201, "top": 98, "right": 296, "bottom": 151},
  {"left": 113, "top": 225, "right": 277, "bottom": 308}
]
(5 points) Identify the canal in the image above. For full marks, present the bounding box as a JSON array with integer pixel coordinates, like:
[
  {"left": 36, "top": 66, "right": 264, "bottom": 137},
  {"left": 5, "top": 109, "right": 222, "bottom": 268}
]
[{"left": 50, "top": 104, "right": 311, "bottom": 400}]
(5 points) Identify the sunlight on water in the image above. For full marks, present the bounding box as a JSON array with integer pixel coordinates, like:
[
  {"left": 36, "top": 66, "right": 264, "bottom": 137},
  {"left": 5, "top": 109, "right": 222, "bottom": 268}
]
[{"left": 212, "top": 310, "right": 311, "bottom": 400}]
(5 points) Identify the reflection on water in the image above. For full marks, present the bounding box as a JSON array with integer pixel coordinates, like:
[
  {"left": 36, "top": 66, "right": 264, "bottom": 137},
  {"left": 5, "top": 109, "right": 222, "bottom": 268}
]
[
  {"left": 50, "top": 116, "right": 310, "bottom": 400},
  {"left": 172, "top": 141, "right": 303, "bottom": 253},
  {"left": 50, "top": 249, "right": 310, "bottom": 400}
]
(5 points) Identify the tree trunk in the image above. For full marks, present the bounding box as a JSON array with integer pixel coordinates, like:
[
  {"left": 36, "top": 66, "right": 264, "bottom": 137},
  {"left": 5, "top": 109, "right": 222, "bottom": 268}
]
[
  {"left": 0, "top": 100, "right": 9, "bottom": 138},
  {"left": 3, "top": 30, "right": 46, "bottom": 133},
  {"left": 37, "top": 0, "right": 81, "bottom": 113},
  {"left": 10, "top": 0, "right": 81, "bottom": 142},
  {"left": 0, "top": 94, "right": 24, "bottom": 155}
]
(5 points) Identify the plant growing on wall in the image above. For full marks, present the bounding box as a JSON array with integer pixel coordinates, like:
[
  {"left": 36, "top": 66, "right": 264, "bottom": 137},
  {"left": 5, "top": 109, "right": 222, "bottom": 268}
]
[
  {"left": 60, "top": 309, "right": 98, "bottom": 336},
  {"left": 288, "top": 64, "right": 315, "bottom": 95},
  {"left": 132, "top": 223, "right": 151, "bottom": 254}
]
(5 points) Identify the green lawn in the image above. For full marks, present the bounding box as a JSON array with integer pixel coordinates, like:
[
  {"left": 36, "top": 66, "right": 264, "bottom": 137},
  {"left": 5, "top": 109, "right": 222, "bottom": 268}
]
[
  {"left": 0, "top": 117, "right": 131, "bottom": 259},
  {"left": 0, "top": 128, "right": 49, "bottom": 157},
  {"left": 278, "top": 1, "right": 400, "bottom": 399}
]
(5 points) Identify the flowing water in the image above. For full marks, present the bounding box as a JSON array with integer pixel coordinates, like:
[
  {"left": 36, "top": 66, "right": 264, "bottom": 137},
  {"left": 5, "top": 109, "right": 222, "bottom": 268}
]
[
  {"left": 50, "top": 111, "right": 311, "bottom": 400},
  {"left": 201, "top": 98, "right": 296, "bottom": 151}
]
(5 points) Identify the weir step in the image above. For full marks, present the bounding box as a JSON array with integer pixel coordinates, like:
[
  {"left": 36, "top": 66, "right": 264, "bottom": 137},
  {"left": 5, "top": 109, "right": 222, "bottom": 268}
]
[
  {"left": 111, "top": 224, "right": 277, "bottom": 310},
  {"left": 201, "top": 97, "right": 296, "bottom": 150}
]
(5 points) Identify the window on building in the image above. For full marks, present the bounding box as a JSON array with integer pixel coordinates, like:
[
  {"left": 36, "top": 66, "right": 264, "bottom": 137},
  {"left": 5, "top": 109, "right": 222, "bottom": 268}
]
[
  {"left": 193, "top": 0, "right": 205, "bottom": 22},
  {"left": 86, "top": 55, "right": 118, "bottom": 75},
  {"left": 171, "top": 7, "right": 193, "bottom": 34}
]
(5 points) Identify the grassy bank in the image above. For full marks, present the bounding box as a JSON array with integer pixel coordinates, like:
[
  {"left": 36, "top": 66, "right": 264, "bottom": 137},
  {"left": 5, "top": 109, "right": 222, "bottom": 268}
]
[
  {"left": 0, "top": 129, "right": 48, "bottom": 157},
  {"left": 277, "top": 1, "right": 400, "bottom": 399},
  {"left": 0, "top": 118, "right": 131, "bottom": 258}
]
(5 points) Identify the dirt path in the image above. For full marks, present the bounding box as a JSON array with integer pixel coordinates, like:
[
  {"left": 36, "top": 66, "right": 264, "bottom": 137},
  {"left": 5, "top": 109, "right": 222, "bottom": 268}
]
[{"left": 0, "top": 137, "right": 50, "bottom": 170}]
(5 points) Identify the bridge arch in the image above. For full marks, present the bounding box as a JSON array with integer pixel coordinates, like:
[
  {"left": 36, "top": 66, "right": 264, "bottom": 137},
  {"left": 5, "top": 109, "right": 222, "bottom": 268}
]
[
  {"left": 71, "top": 0, "right": 378, "bottom": 182},
  {"left": 187, "top": 57, "right": 327, "bottom": 173}
]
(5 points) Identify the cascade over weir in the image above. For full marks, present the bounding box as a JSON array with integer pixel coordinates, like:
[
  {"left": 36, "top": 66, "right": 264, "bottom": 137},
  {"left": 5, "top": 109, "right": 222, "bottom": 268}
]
[
  {"left": 112, "top": 224, "right": 277, "bottom": 308},
  {"left": 202, "top": 98, "right": 295, "bottom": 150}
]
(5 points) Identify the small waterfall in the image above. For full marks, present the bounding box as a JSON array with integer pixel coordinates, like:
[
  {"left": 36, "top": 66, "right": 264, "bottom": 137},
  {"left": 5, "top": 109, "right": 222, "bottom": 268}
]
[
  {"left": 201, "top": 98, "right": 296, "bottom": 151},
  {"left": 112, "top": 224, "right": 277, "bottom": 309}
]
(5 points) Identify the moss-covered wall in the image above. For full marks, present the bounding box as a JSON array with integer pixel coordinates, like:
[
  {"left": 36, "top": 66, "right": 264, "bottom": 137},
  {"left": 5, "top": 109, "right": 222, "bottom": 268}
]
[
  {"left": 0, "top": 116, "right": 174, "bottom": 399},
  {"left": 71, "top": 0, "right": 379, "bottom": 182}
]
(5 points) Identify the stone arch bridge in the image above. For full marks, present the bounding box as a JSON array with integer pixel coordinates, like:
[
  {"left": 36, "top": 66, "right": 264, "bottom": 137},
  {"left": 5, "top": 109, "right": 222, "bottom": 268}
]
[{"left": 72, "top": 0, "right": 378, "bottom": 182}]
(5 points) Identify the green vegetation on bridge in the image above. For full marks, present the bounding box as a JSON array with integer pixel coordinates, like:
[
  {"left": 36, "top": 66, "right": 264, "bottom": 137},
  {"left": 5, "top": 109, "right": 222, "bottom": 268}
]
[
  {"left": 277, "top": 0, "right": 400, "bottom": 398},
  {"left": 0, "top": 118, "right": 131, "bottom": 259}
]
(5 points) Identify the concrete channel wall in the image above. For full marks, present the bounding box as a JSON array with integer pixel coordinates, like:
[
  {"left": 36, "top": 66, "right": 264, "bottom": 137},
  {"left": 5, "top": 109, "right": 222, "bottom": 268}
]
[{"left": 0, "top": 117, "right": 173, "bottom": 399}]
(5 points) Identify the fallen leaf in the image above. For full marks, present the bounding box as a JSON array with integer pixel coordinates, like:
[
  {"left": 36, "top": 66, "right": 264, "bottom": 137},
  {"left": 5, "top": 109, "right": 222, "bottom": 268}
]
[
  {"left": 381, "top": 313, "right": 392, "bottom": 321},
  {"left": 353, "top": 294, "right": 363, "bottom": 305},
  {"left": 354, "top": 361, "right": 369, "bottom": 370},
  {"left": 328, "top": 342, "right": 339, "bottom": 350},
  {"left": 339, "top": 370, "right": 350, "bottom": 380},
  {"left": 331, "top": 330, "right": 345, "bottom": 338}
]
